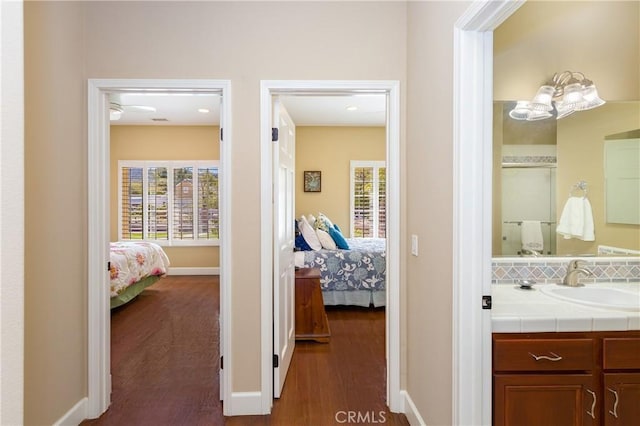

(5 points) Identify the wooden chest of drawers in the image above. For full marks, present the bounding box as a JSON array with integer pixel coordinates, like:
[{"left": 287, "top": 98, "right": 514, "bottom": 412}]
[{"left": 295, "top": 267, "right": 330, "bottom": 343}]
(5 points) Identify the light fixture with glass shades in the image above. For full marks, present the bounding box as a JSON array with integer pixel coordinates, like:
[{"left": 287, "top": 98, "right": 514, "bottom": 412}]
[{"left": 509, "top": 71, "right": 605, "bottom": 121}]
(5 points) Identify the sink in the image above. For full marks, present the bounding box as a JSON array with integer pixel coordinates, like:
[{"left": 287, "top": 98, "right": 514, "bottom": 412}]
[{"left": 540, "top": 285, "right": 640, "bottom": 312}]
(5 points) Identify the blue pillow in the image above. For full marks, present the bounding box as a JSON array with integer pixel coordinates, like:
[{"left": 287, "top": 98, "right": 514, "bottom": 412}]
[
  {"left": 333, "top": 223, "right": 342, "bottom": 233},
  {"left": 295, "top": 234, "right": 313, "bottom": 251},
  {"left": 328, "top": 225, "right": 349, "bottom": 250}
]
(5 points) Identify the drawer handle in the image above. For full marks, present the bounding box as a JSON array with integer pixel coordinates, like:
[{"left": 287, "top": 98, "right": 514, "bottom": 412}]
[
  {"left": 528, "top": 351, "right": 563, "bottom": 362},
  {"left": 586, "top": 389, "right": 597, "bottom": 419},
  {"left": 607, "top": 388, "right": 619, "bottom": 418}
]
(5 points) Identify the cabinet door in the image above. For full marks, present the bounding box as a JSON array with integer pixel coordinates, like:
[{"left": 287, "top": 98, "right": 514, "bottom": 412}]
[
  {"left": 494, "top": 374, "right": 598, "bottom": 426},
  {"left": 604, "top": 373, "right": 640, "bottom": 426}
]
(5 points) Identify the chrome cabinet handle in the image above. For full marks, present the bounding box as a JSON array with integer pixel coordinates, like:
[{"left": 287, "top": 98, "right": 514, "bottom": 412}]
[
  {"left": 586, "top": 389, "right": 597, "bottom": 419},
  {"left": 607, "top": 388, "right": 619, "bottom": 418},
  {"left": 528, "top": 351, "right": 563, "bottom": 361}
]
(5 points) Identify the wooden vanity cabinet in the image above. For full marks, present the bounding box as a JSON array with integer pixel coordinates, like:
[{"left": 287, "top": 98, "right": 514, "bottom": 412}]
[
  {"left": 493, "top": 332, "right": 640, "bottom": 426},
  {"left": 493, "top": 333, "right": 599, "bottom": 426},
  {"left": 602, "top": 337, "right": 640, "bottom": 426}
]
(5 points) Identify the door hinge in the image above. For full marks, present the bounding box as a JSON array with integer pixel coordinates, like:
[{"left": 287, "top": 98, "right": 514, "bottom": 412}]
[
  {"left": 220, "top": 128, "right": 223, "bottom": 141},
  {"left": 220, "top": 356, "right": 223, "bottom": 370},
  {"left": 272, "top": 127, "right": 279, "bottom": 142},
  {"left": 273, "top": 354, "right": 279, "bottom": 368},
  {"left": 482, "top": 295, "right": 492, "bottom": 310},
  {"left": 107, "top": 261, "right": 111, "bottom": 271}
]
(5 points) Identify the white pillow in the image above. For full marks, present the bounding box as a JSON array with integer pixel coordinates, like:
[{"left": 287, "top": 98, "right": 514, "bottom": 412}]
[
  {"left": 299, "top": 215, "right": 322, "bottom": 250},
  {"left": 316, "top": 229, "right": 337, "bottom": 250},
  {"left": 306, "top": 214, "right": 316, "bottom": 228}
]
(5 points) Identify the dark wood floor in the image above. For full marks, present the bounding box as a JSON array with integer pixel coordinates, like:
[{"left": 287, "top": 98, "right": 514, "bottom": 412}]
[{"left": 82, "top": 276, "right": 408, "bottom": 426}]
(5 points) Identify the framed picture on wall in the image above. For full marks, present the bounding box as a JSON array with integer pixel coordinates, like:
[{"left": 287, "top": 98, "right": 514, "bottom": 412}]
[{"left": 303, "top": 171, "right": 321, "bottom": 192}]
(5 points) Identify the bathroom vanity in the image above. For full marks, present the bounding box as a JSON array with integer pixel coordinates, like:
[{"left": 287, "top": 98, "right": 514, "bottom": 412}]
[{"left": 492, "top": 283, "right": 640, "bottom": 426}]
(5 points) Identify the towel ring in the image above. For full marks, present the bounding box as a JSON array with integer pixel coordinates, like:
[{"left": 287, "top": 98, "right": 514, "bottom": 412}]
[{"left": 570, "top": 180, "right": 588, "bottom": 197}]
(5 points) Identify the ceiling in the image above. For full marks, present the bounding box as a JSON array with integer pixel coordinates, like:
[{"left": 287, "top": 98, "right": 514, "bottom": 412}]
[{"left": 109, "top": 92, "right": 386, "bottom": 127}]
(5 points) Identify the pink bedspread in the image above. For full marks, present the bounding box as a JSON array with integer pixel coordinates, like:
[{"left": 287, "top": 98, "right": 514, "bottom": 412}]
[{"left": 109, "top": 241, "right": 170, "bottom": 298}]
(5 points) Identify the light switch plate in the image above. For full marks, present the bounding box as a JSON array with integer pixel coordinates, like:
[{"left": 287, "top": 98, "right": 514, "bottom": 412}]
[{"left": 411, "top": 234, "right": 418, "bottom": 256}]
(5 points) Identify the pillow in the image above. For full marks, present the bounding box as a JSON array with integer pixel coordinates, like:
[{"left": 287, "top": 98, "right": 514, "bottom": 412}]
[
  {"left": 328, "top": 224, "right": 350, "bottom": 250},
  {"left": 318, "top": 212, "right": 334, "bottom": 228},
  {"left": 306, "top": 214, "right": 316, "bottom": 228},
  {"left": 315, "top": 212, "right": 333, "bottom": 232},
  {"left": 333, "top": 223, "right": 342, "bottom": 233},
  {"left": 298, "top": 215, "right": 322, "bottom": 251},
  {"left": 314, "top": 216, "right": 329, "bottom": 231},
  {"left": 295, "top": 235, "right": 313, "bottom": 251},
  {"left": 316, "top": 229, "right": 337, "bottom": 250}
]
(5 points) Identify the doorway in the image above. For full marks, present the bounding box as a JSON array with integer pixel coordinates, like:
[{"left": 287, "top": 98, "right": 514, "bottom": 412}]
[
  {"left": 86, "top": 79, "right": 232, "bottom": 418},
  {"left": 259, "top": 80, "right": 401, "bottom": 412},
  {"left": 452, "top": 1, "right": 525, "bottom": 424}
]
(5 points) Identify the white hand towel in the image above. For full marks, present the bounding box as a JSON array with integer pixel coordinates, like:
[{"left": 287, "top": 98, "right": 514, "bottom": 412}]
[
  {"left": 521, "top": 220, "right": 544, "bottom": 252},
  {"left": 556, "top": 196, "right": 595, "bottom": 241}
]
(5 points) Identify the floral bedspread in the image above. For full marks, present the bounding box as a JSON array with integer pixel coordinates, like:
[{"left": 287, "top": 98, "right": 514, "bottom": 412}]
[
  {"left": 109, "top": 241, "right": 170, "bottom": 298},
  {"left": 299, "top": 238, "right": 386, "bottom": 292}
]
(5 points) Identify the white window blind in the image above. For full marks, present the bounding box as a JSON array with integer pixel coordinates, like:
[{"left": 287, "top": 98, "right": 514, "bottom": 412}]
[
  {"left": 119, "top": 161, "right": 219, "bottom": 245},
  {"left": 350, "top": 160, "right": 386, "bottom": 238}
]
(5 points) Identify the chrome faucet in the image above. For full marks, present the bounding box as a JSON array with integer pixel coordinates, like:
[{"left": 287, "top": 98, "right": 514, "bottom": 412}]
[
  {"left": 561, "top": 259, "right": 593, "bottom": 287},
  {"left": 521, "top": 248, "right": 541, "bottom": 257}
]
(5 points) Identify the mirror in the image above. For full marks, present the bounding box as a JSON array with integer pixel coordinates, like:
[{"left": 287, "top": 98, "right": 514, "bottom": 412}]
[
  {"left": 492, "top": 1, "right": 639, "bottom": 257},
  {"left": 492, "top": 101, "right": 640, "bottom": 257}
]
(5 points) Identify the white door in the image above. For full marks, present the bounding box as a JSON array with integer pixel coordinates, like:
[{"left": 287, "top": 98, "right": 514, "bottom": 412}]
[{"left": 272, "top": 97, "right": 296, "bottom": 398}]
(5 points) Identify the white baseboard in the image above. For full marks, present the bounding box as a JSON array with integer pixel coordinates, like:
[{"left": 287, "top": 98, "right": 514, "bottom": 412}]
[
  {"left": 167, "top": 267, "right": 219, "bottom": 276},
  {"left": 53, "top": 397, "right": 87, "bottom": 426},
  {"left": 402, "top": 390, "right": 427, "bottom": 426},
  {"left": 228, "top": 391, "right": 265, "bottom": 415}
]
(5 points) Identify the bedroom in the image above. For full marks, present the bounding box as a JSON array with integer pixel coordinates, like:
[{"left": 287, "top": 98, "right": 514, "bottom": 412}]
[
  {"left": 285, "top": 94, "right": 388, "bottom": 309},
  {"left": 108, "top": 92, "right": 222, "bottom": 308}
]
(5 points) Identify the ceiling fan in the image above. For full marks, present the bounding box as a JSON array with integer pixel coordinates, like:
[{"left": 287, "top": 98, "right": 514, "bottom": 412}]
[{"left": 109, "top": 101, "right": 156, "bottom": 121}]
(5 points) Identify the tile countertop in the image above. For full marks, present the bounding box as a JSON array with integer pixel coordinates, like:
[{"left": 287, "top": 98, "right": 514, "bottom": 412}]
[{"left": 492, "top": 282, "right": 640, "bottom": 333}]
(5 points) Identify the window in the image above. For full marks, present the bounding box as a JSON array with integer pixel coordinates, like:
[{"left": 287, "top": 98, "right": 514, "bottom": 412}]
[
  {"left": 119, "top": 161, "right": 219, "bottom": 245},
  {"left": 350, "top": 160, "right": 386, "bottom": 238}
]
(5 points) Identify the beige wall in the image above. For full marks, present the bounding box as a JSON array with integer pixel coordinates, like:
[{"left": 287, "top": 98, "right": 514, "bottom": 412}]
[
  {"left": 110, "top": 125, "right": 220, "bottom": 268},
  {"left": 494, "top": 0, "right": 640, "bottom": 256},
  {"left": 295, "top": 126, "right": 386, "bottom": 237},
  {"left": 25, "top": 2, "right": 86, "bottom": 424},
  {"left": 494, "top": 1, "right": 640, "bottom": 102},
  {"left": 406, "top": 1, "right": 470, "bottom": 424},
  {"left": 24, "top": 1, "right": 408, "bottom": 424}
]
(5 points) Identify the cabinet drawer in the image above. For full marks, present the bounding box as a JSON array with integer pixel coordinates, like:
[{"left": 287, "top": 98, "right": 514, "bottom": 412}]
[
  {"left": 603, "top": 337, "right": 640, "bottom": 370},
  {"left": 494, "top": 338, "right": 595, "bottom": 372}
]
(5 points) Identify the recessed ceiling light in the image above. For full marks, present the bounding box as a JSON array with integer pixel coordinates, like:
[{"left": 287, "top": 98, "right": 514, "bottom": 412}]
[
  {"left": 198, "top": 108, "right": 210, "bottom": 113},
  {"left": 345, "top": 105, "right": 358, "bottom": 111}
]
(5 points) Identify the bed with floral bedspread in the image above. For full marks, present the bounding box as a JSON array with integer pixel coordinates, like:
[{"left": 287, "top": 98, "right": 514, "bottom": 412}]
[
  {"left": 109, "top": 241, "right": 171, "bottom": 309},
  {"left": 294, "top": 238, "right": 386, "bottom": 307}
]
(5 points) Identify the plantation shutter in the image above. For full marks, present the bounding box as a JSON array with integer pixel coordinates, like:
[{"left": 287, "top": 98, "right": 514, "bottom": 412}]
[
  {"left": 351, "top": 161, "right": 386, "bottom": 238},
  {"left": 378, "top": 167, "right": 386, "bottom": 238},
  {"left": 119, "top": 161, "right": 219, "bottom": 244},
  {"left": 353, "top": 166, "right": 375, "bottom": 237},
  {"left": 121, "top": 167, "right": 143, "bottom": 240},
  {"left": 147, "top": 167, "right": 168, "bottom": 240},
  {"left": 173, "top": 167, "right": 194, "bottom": 240},
  {"left": 198, "top": 166, "right": 219, "bottom": 239}
]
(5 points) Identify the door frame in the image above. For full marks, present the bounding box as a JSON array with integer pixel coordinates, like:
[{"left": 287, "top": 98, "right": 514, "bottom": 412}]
[
  {"left": 259, "top": 80, "right": 401, "bottom": 412},
  {"left": 86, "top": 79, "right": 232, "bottom": 418},
  {"left": 452, "top": 1, "right": 525, "bottom": 424}
]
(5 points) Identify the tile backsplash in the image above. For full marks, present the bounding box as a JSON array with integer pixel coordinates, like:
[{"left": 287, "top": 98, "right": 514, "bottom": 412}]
[{"left": 492, "top": 257, "right": 640, "bottom": 284}]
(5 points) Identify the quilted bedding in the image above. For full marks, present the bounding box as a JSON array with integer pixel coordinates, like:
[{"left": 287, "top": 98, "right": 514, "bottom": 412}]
[
  {"left": 109, "top": 241, "right": 170, "bottom": 299},
  {"left": 295, "top": 238, "right": 386, "bottom": 307}
]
